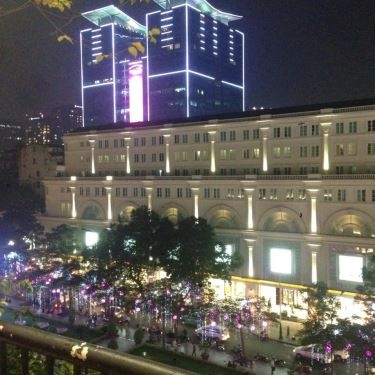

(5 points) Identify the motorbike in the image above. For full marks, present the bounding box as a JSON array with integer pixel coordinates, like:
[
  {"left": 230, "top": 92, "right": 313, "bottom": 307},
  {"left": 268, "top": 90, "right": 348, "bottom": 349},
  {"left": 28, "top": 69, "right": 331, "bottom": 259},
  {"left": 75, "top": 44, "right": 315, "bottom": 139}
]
[
  {"left": 254, "top": 353, "right": 269, "bottom": 362},
  {"left": 275, "top": 358, "right": 287, "bottom": 367},
  {"left": 211, "top": 340, "right": 226, "bottom": 351}
]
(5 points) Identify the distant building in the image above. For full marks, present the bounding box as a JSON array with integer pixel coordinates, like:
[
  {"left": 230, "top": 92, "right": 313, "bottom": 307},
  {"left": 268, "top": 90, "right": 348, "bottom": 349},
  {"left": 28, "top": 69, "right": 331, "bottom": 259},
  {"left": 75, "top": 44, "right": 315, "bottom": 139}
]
[
  {"left": 80, "top": 0, "right": 244, "bottom": 127},
  {"left": 18, "top": 144, "right": 64, "bottom": 199},
  {"left": 50, "top": 105, "right": 83, "bottom": 142},
  {"left": 0, "top": 120, "right": 25, "bottom": 152},
  {"left": 0, "top": 120, "right": 25, "bottom": 185},
  {"left": 25, "top": 113, "right": 56, "bottom": 146}
]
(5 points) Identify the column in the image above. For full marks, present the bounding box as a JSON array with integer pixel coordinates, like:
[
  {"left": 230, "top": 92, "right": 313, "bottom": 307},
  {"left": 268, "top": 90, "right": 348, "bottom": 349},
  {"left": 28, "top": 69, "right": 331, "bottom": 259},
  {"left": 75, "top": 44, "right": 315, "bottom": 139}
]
[
  {"left": 146, "top": 187, "right": 153, "bottom": 211},
  {"left": 244, "top": 239, "right": 256, "bottom": 278},
  {"left": 311, "top": 251, "right": 317, "bottom": 284},
  {"left": 321, "top": 122, "right": 331, "bottom": 172},
  {"left": 164, "top": 134, "right": 171, "bottom": 174},
  {"left": 306, "top": 243, "right": 321, "bottom": 284},
  {"left": 307, "top": 189, "right": 319, "bottom": 234},
  {"left": 89, "top": 139, "right": 95, "bottom": 175},
  {"left": 106, "top": 187, "right": 112, "bottom": 221},
  {"left": 209, "top": 131, "right": 216, "bottom": 173},
  {"left": 244, "top": 188, "right": 255, "bottom": 230},
  {"left": 70, "top": 187, "right": 76, "bottom": 219},
  {"left": 125, "top": 137, "right": 131, "bottom": 174},
  {"left": 260, "top": 127, "right": 269, "bottom": 172},
  {"left": 191, "top": 187, "right": 200, "bottom": 219}
]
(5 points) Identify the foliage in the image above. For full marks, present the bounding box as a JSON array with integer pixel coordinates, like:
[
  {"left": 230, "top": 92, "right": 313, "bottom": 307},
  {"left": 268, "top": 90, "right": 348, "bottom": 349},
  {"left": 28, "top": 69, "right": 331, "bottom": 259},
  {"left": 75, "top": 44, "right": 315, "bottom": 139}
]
[
  {"left": 134, "top": 327, "right": 145, "bottom": 345},
  {"left": 33, "top": 0, "right": 72, "bottom": 11},
  {"left": 297, "top": 282, "right": 340, "bottom": 345},
  {"left": 356, "top": 253, "right": 375, "bottom": 324},
  {"left": 0, "top": 183, "right": 44, "bottom": 249},
  {"left": 45, "top": 224, "right": 83, "bottom": 255},
  {"left": 165, "top": 216, "right": 240, "bottom": 286},
  {"left": 107, "top": 338, "right": 119, "bottom": 350},
  {"left": 3, "top": 0, "right": 158, "bottom": 52},
  {"left": 130, "top": 344, "right": 241, "bottom": 374},
  {"left": 106, "top": 321, "right": 118, "bottom": 338}
]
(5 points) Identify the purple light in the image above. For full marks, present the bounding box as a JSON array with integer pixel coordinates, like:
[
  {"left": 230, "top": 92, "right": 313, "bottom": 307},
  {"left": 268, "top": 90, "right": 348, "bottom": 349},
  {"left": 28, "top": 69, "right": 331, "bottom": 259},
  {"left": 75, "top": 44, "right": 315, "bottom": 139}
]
[{"left": 128, "top": 61, "right": 144, "bottom": 123}]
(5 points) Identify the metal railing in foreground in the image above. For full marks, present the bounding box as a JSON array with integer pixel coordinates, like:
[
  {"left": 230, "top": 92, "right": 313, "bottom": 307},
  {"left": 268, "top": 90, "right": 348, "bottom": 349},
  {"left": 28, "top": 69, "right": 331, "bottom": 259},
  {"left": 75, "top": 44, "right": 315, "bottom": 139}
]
[{"left": 0, "top": 321, "right": 197, "bottom": 375}]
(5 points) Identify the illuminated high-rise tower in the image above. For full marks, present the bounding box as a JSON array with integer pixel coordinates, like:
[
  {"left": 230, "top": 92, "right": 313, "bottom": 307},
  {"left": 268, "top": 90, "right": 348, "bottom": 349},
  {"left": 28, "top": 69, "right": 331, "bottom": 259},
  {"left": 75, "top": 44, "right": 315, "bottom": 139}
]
[
  {"left": 80, "top": 1, "right": 245, "bottom": 127},
  {"left": 80, "top": 6, "right": 147, "bottom": 127},
  {"left": 146, "top": 0, "right": 244, "bottom": 121}
]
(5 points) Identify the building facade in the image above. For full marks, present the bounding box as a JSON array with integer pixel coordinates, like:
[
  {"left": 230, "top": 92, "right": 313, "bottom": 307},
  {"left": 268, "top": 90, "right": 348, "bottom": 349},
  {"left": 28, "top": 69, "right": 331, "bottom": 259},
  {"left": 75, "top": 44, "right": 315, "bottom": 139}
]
[
  {"left": 80, "top": 0, "right": 244, "bottom": 127},
  {"left": 146, "top": 0, "right": 244, "bottom": 121},
  {"left": 81, "top": 5, "right": 147, "bottom": 127},
  {"left": 40, "top": 100, "right": 375, "bottom": 320}
]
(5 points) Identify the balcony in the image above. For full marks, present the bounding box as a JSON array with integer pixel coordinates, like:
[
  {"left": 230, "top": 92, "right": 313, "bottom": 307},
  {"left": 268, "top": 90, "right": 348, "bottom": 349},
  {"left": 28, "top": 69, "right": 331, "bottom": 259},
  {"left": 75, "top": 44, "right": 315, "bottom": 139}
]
[{"left": 0, "top": 321, "right": 195, "bottom": 375}]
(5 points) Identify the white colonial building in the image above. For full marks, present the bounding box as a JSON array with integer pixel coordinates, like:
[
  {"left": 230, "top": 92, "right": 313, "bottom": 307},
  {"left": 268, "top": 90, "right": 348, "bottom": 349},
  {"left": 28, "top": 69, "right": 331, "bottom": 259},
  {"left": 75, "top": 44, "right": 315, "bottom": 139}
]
[{"left": 40, "top": 99, "right": 375, "bottom": 320}]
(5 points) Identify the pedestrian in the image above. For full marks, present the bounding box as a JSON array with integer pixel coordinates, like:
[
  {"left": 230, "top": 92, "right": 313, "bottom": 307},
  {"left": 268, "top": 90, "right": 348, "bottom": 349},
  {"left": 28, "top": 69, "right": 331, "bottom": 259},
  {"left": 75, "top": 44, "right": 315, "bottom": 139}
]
[
  {"left": 192, "top": 343, "right": 196, "bottom": 357},
  {"left": 270, "top": 358, "right": 276, "bottom": 374}
]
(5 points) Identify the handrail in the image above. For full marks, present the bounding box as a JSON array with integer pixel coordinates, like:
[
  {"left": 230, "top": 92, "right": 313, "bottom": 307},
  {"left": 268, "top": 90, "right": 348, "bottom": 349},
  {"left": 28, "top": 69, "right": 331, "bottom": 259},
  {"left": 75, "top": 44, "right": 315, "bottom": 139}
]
[{"left": 0, "top": 321, "right": 197, "bottom": 375}]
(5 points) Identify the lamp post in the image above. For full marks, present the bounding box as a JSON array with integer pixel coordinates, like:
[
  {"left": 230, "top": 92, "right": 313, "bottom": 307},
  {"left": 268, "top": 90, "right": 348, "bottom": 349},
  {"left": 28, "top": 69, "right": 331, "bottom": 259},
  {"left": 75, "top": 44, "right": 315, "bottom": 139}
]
[{"left": 278, "top": 280, "right": 283, "bottom": 340}]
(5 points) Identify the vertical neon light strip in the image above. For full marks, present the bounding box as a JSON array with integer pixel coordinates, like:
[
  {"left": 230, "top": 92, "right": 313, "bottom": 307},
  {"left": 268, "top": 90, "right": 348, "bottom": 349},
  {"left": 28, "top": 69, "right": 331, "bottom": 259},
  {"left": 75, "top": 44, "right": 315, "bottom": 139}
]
[
  {"left": 111, "top": 24, "right": 116, "bottom": 123},
  {"left": 240, "top": 31, "right": 245, "bottom": 111},
  {"left": 311, "top": 195, "right": 317, "bottom": 233},
  {"left": 107, "top": 188, "right": 112, "bottom": 221},
  {"left": 185, "top": 5, "right": 190, "bottom": 117},
  {"left": 80, "top": 31, "right": 85, "bottom": 127},
  {"left": 146, "top": 13, "right": 150, "bottom": 121},
  {"left": 129, "top": 62, "right": 144, "bottom": 122},
  {"left": 311, "top": 251, "right": 317, "bottom": 284},
  {"left": 71, "top": 188, "right": 77, "bottom": 218},
  {"left": 248, "top": 245, "right": 254, "bottom": 277}
]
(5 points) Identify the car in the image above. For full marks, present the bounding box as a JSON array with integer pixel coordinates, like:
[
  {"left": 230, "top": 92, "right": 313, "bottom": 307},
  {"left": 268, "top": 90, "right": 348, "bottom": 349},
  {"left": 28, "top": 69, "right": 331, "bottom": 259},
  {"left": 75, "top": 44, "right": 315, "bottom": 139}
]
[
  {"left": 195, "top": 325, "right": 230, "bottom": 341},
  {"left": 180, "top": 312, "right": 203, "bottom": 327},
  {"left": 292, "top": 344, "right": 349, "bottom": 364}
]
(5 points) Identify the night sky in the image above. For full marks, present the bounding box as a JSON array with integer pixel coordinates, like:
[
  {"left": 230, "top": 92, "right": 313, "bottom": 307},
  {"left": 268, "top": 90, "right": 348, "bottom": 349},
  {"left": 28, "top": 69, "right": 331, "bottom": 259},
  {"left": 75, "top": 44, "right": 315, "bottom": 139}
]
[{"left": 1, "top": 0, "right": 375, "bottom": 121}]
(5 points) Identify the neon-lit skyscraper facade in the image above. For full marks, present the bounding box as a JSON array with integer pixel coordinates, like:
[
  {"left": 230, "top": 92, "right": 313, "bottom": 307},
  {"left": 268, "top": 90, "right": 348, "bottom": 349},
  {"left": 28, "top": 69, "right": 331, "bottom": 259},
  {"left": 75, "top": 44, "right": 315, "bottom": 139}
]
[
  {"left": 80, "top": 6, "right": 147, "bottom": 127},
  {"left": 146, "top": 0, "right": 244, "bottom": 121},
  {"left": 80, "top": 1, "right": 245, "bottom": 127}
]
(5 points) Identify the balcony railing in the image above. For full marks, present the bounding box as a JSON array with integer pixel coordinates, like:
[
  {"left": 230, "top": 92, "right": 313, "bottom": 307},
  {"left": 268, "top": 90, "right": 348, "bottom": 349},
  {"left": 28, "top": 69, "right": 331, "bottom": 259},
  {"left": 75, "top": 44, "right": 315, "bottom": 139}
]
[{"left": 0, "top": 321, "right": 196, "bottom": 375}]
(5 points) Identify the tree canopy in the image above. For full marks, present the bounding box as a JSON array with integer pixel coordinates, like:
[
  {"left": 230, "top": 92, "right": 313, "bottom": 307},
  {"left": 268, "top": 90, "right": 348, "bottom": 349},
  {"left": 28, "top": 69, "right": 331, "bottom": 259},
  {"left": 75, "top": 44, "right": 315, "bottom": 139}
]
[{"left": 85, "top": 207, "right": 242, "bottom": 297}]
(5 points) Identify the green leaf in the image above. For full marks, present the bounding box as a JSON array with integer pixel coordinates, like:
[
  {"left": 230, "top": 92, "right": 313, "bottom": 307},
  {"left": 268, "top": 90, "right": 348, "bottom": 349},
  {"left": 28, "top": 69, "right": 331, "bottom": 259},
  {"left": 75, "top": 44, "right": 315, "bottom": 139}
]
[{"left": 57, "top": 34, "right": 73, "bottom": 44}]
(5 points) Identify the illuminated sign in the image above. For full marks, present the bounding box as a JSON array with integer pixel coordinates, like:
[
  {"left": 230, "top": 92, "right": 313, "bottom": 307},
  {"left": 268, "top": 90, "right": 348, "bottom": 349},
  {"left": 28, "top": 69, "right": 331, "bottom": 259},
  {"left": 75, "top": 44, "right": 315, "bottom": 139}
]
[
  {"left": 339, "top": 255, "right": 363, "bottom": 282},
  {"left": 270, "top": 248, "right": 292, "bottom": 274},
  {"left": 129, "top": 61, "right": 144, "bottom": 123}
]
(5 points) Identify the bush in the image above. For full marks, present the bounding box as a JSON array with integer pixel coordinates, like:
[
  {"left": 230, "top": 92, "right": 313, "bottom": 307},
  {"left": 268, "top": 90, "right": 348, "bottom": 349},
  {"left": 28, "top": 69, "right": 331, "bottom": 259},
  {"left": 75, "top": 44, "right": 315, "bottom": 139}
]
[
  {"left": 281, "top": 310, "right": 288, "bottom": 319},
  {"left": 134, "top": 328, "right": 145, "bottom": 345},
  {"left": 106, "top": 321, "right": 118, "bottom": 338},
  {"left": 107, "top": 338, "right": 118, "bottom": 350}
]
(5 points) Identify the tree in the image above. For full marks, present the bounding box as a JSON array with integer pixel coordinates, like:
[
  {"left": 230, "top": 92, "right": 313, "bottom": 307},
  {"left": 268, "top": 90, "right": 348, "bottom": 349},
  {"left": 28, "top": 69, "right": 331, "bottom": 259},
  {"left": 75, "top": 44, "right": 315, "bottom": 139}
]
[
  {"left": 297, "top": 281, "right": 341, "bottom": 345},
  {"left": 165, "top": 216, "right": 242, "bottom": 287},
  {"left": 356, "top": 253, "right": 375, "bottom": 324},
  {"left": 2, "top": 1, "right": 158, "bottom": 50},
  {"left": 355, "top": 254, "right": 375, "bottom": 365},
  {"left": 0, "top": 183, "right": 44, "bottom": 250},
  {"left": 45, "top": 224, "right": 82, "bottom": 256}
]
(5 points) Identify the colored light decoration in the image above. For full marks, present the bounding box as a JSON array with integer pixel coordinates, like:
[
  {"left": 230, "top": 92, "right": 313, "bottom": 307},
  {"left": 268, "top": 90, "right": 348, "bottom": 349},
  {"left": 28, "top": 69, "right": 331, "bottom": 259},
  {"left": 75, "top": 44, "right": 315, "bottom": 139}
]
[
  {"left": 128, "top": 61, "right": 144, "bottom": 123},
  {"left": 325, "top": 341, "right": 332, "bottom": 353},
  {"left": 365, "top": 350, "right": 373, "bottom": 358}
]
